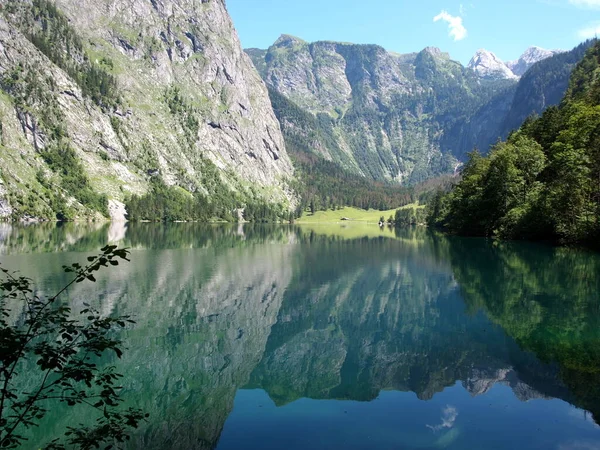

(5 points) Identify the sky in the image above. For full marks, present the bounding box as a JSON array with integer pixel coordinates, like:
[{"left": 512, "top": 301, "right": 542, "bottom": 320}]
[{"left": 226, "top": 0, "right": 600, "bottom": 65}]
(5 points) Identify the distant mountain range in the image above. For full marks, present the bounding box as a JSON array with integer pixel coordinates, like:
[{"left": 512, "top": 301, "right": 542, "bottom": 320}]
[
  {"left": 468, "top": 47, "right": 563, "bottom": 80},
  {"left": 247, "top": 37, "right": 592, "bottom": 183}
]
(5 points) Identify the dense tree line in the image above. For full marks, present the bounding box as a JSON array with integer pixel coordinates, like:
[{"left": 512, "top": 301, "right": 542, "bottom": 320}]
[
  {"left": 290, "top": 149, "right": 415, "bottom": 213},
  {"left": 394, "top": 207, "right": 427, "bottom": 227},
  {"left": 427, "top": 42, "right": 600, "bottom": 248},
  {"left": 125, "top": 178, "right": 289, "bottom": 223}
]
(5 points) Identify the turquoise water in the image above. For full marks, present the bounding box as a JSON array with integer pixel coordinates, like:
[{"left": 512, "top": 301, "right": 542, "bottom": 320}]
[{"left": 1, "top": 223, "right": 599, "bottom": 449}]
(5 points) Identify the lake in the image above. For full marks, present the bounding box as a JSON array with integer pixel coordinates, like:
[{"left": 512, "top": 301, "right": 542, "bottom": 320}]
[{"left": 2, "top": 222, "right": 600, "bottom": 450}]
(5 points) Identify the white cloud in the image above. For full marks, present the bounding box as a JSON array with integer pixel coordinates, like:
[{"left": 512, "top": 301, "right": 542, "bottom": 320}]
[
  {"left": 578, "top": 22, "right": 600, "bottom": 38},
  {"left": 570, "top": 0, "right": 600, "bottom": 8},
  {"left": 427, "top": 406, "right": 459, "bottom": 432},
  {"left": 433, "top": 10, "right": 468, "bottom": 41}
]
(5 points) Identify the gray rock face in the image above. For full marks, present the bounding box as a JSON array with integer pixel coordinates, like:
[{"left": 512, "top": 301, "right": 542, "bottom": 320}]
[
  {"left": 264, "top": 36, "right": 413, "bottom": 114},
  {"left": 250, "top": 38, "right": 494, "bottom": 183},
  {"left": 467, "top": 49, "right": 517, "bottom": 80},
  {"left": 0, "top": 0, "right": 295, "bottom": 219},
  {"left": 55, "top": 0, "right": 293, "bottom": 182},
  {"left": 463, "top": 368, "right": 546, "bottom": 401},
  {"left": 0, "top": 183, "right": 12, "bottom": 218},
  {"left": 468, "top": 47, "right": 560, "bottom": 80},
  {"left": 253, "top": 38, "right": 526, "bottom": 183},
  {"left": 265, "top": 35, "right": 355, "bottom": 113}
]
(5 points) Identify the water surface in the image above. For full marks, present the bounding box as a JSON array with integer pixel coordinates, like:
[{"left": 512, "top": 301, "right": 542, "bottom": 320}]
[{"left": 2, "top": 223, "right": 600, "bottom": 449}]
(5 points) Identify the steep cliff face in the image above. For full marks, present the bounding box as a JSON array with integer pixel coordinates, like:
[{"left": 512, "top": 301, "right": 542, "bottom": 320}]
[
  {"left": 0, "top": 0, "right": 294, "bottom": 220},
  {"left": 264, "top": 35, "right": 412, "bottom": 115},
  {"left": 466, "top": 47, "right": 560, "bottom": 80}
]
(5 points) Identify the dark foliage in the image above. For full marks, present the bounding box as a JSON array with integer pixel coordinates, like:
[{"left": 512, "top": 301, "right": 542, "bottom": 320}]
[
  {"left": 0, "top": 246, "right": 146, "bottom": 449},
  {"left": 290, "top": 150, "right": 415, "bottom": 213},
  {"left": 394, "top": 207, "right": 427, "bottom": 227},
  {"left": 125, "top": 178, "right": 288, "bottom": 223}
]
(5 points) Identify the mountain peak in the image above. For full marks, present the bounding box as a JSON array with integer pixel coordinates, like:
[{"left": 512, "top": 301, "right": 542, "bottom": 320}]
[
  {"left": 521, "top": 46, "right": 557, "bottom": 61},
  {"left": 423, "top": 46, "right": 442, "bottom": 56},
  {"left": 423, "top": 46, "right": 451, "bottom": 60},
  {"left": 274, "top": 34, "right": 306, "bottom": 47},
  {"left": 467, "top": 49, "right": 517, "bottom": 80},
  {"left": 507, "top": 46, "right": 562, "bottom": 76}
]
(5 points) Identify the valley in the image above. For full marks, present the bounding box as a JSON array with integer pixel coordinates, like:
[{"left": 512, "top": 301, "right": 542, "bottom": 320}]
[
  {"left": 0, "top": 0, "right": 594, "bottom": 224},
  {"left": 1, "top": 2, "right": 600, "bottom": 448}
]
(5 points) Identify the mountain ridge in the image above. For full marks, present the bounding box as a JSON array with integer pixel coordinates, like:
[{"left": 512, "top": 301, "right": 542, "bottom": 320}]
[
  {"left": 507, "top": 46, "right": 562, "bottom": 76},
  {"left": 0, "top": 1, "right": 593, "bottom": 221},
  {"left": 247, "top": 36, "right": 590, "bottom": 184}
]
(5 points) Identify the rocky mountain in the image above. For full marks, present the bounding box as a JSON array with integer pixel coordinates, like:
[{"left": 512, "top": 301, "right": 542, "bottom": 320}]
[
  {"left": 507, "top": 46, "right": 562, "bottom": 77},
  {"left": 467, "top": 49, "right": 517, "bottom": 80},
  {"left": 248, "top": 37, "right": 514, "bottom": 184},
  {"left": 248, "top": 37, "right": 591, "bottom": 184},
  {"left": 468, "top": 47, "right": 560, "bottom": 80},
  {"left": 445, "top": 40, "right": 594, "bottom": 160},
  {"left": 0, "top": 0, "right": 592, "bottom": 220},
  {"left": 0, "top": 0, "right": 294, "bottom": 221}
]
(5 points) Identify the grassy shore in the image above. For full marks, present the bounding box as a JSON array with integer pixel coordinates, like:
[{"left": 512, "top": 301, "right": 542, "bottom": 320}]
[{"left": 296, "top": 205, "right": 423, "bottom": 224}]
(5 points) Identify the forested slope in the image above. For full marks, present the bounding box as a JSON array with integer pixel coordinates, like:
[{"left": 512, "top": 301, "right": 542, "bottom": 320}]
[{"left": 428, "top": 42, "right": 600, "bottom": 248}]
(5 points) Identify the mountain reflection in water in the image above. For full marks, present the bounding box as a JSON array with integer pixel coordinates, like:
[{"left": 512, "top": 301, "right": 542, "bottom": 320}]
[{"left": 1, "top": 223, "right": 599, "bottom": 449}]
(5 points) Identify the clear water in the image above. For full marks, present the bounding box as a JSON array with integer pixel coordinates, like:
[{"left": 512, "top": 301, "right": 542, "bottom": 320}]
[{"left": 2, "top": 223, "right": 600, "bottom": 450}]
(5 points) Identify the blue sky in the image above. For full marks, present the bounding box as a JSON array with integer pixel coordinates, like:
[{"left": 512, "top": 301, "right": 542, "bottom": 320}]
[{"left": 226, "top": 0, "right": 600, "bottom": 65}]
